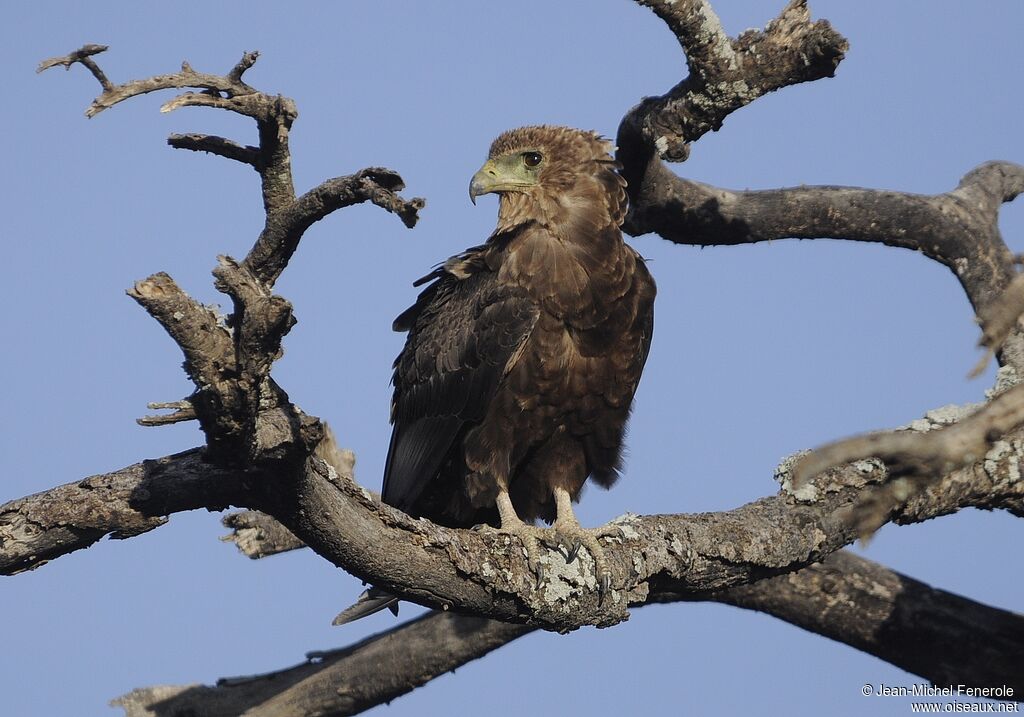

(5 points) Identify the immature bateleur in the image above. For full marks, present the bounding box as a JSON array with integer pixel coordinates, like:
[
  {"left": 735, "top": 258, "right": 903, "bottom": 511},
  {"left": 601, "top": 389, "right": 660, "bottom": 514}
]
[{"left": 383, "top": 125, "right": 656, "bottom": 595}]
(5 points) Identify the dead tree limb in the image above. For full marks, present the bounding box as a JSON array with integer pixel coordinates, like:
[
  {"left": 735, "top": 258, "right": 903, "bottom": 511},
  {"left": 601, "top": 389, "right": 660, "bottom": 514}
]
[
  {"left": 617, "top": 2, "right": 1022, "bottom": 352},
  {"left": 791, "top": 379, "right": 1024, "bottom": 538},
  {"left": 37, "top": 45, "right": 422, "bottom": 467},
  {"left": 113, "top": 611, "right": 533, "bottom": 717},
  {"left": 619, "top": 0, "right": 847, "bottom": 164},
  {"left": 622, "top": 161, "right": 1024, "bottom": 326},
  {"left": 713, "top": 551, "right": 1024, "bottom": 695},
  {"left": 4, "top": 409, "right": 1022, "bottom": 633},
  {"left": 109, "top": 551, "right": 1024, "bottom": 717},
  {"left": 0, "top": 449, "right": 242, "bottom": 575}
]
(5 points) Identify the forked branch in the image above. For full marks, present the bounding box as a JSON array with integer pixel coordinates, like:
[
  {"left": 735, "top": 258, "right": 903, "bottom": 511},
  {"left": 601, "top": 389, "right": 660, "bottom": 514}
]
[
  {"left": 38, "top": 45, "right": 422, "bottom": 462},
  {"left": 621, "top": 0, "right": 848, "bottom": 164},
  {"left": 37, "top": 44, "right": 423, "bottom": 281},
  {"left": 614, "top": 2, "right": 1023, "bottom": 360}
]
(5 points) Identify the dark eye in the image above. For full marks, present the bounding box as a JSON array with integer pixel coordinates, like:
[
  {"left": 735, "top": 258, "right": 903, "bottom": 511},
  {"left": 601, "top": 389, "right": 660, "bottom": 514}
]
[{"left": 522, "top": 151, "right": 542, "bottom": 168}]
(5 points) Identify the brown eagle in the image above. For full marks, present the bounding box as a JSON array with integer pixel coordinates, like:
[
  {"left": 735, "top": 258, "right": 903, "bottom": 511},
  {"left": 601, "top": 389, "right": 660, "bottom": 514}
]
[{"left": 335, "top": 126, "right": 654, "bottom": 624}]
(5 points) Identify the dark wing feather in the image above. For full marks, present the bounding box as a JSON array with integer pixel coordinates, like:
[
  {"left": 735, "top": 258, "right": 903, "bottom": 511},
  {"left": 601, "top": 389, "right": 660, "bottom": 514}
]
[{"left": 383, "top": 266, "right": 538, "bottom": 514}]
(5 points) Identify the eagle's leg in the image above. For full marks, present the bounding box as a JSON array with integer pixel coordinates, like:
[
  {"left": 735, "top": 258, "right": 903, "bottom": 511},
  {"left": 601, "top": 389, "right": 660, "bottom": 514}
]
[
  {"left": 494, "top": 489, "right": 550, "bottom": 589},
  {"left": 551, "top": 486, "right": 621, "bottom": 601}
]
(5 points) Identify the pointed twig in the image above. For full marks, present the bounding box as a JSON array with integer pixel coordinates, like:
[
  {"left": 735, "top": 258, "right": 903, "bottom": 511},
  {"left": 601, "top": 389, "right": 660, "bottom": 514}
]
[
  {"left": 137, "top": 400, "right": 197, "bottom": 427},
  {"left": 36, "top": 44, "right": 112, "bottom": 90},
  {"left": 167, "top": 134, "right": 260, "bottom": 167}
]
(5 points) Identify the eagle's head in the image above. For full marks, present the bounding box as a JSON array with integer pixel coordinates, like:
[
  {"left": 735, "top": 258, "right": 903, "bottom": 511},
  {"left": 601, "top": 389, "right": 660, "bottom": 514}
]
[{"left": 469, "top": 125, "right": 626, "bottom": 233}]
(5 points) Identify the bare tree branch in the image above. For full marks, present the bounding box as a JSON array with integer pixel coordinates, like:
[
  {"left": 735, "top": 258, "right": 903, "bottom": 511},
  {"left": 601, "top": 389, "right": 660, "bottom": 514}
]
[
  {"left": 622, "top": 162, "right": 1024, "bottom": 318},
  {"left": 613, "top": 3, "right": 1023, "bottom": 373},
  {"left": 46, "top": 48, "right": 265, "bottom": 122},
  {"left": 167, "top": 133, "right": 259, "bottom": 166},
  {"left": 711, "top": 552, "right": 1024, "bottom": 696},
  {"left": 39, "top": 45, "right": 421, "bottom": 465},
  {"left": 5, "top": 406, "right": 1021, "bottom": 632},
  {"left": 615, "top": 0, "right": 848, "bottom": 258},
  {"left": 37, "top": 44, "right": 423, "bottom": 280},
  {"left": 113, "top": 612, "right": 533, "bottom": 717},
  {"left": 789, "top": 376, "right": 1024, "bottom": 538},
  {"left": 110, "top": 551, "right": 1024, "bottom": 716},
  {"left": 136, "top": 402, "right": 197, "bottom": 427},
  {"left": 0, "top": 450, "right": 244, "bottom": 575},
  {"left": 242, "top": 168, "right": 424, "bottom": 287},
  {"left": 621, "top": 0, "right": 847, "bottom": 163},
  {"left": 37, "top": 44, "right": 111, "bottom": 89}
]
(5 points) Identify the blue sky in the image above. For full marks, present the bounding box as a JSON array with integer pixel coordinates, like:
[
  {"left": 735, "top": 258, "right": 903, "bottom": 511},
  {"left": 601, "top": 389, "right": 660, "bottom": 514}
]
[{"left": 3, "top": 2, "right": 1022, "bottom": 715}]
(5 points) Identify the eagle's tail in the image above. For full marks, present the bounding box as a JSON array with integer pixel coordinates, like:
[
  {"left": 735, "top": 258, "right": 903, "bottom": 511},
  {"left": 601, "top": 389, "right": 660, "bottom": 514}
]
[{"left": 332, "top": 586, "right": 401, "bottom": 626}]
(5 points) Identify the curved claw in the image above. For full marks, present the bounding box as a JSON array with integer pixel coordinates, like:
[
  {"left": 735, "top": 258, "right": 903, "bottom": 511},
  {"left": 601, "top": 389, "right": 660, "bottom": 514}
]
[
  {"left": 533, "top": 562, "right": 545, "bottom": 590},
  {"left": 597, "top": 573, "right": 611, "bottom": 606},
  {"left": 550, "top": 520, "right": 617, "bottom": 601},
  {"left": 565, "top": 539, "right": 582, "bottom": 564}
]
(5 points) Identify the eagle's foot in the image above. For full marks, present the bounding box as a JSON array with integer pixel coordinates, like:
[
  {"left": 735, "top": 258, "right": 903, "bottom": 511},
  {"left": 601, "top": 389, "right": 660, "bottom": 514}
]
[
  {"left": 552, "top": 521, "right": 620, "bottom": 603},
  {"left": 493, "top": 490, "right": 561, "bottom": 587},
  {"left": 479, "top": 519, "right": 551, "bottom": 589},
  {"left": 561, "top": 523, "right": 624, "bottom": 564}
]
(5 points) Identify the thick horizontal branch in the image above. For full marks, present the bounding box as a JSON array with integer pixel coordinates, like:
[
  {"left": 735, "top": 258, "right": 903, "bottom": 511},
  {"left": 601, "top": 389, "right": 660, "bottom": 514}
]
[
  {"left": 253, "top": 418, "right": 1022, "bottom": 631},
  {"left": 623, "top": 162, "right": 1024, "bottom": 317},
  {"left": 0, "top": 449, "right": 245, "bottom": 575},
  {"left": 113, "top": 551, "right": 1024, "bottom": 716},
  {"left": 6, "top": 393, "right": 1022, "bottom": 706},
  {"left": 6, "top": 405, "right": 1022, "bottom": 630},
  {"left": 713, "top": 551, "right": 1024, "bottom": 695}
]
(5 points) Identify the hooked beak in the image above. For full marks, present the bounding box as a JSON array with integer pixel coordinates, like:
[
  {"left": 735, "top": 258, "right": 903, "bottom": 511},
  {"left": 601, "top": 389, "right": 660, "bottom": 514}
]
[{"left": 468, "top": 161, "right": 499, "bottom": 205}]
